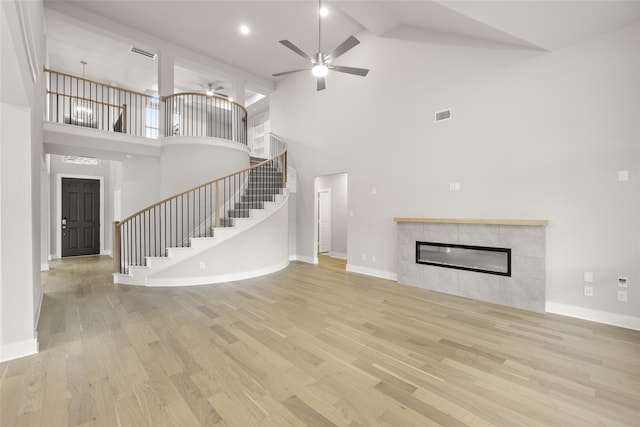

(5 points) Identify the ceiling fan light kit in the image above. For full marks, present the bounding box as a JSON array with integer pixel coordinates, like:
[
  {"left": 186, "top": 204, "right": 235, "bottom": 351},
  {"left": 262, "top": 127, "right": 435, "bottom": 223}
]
[
  {"left": 199, "top": 82, "right": 227, "bottom": 98},
  {"left": 273, "top": 0, "right": 369, "bottom": 91}
]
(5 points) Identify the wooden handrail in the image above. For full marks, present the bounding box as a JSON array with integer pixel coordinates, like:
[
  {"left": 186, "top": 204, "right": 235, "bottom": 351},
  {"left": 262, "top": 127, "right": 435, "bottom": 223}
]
[
  {"left": 44, "top": 67, "right": 151, "bottom": 98},
  {"left": 162, "top": 92, "right": 248, "bottom": 115},
  {"left": 46, "top": 90, "right": 124, "bottom": 109},
  {"left": 115, "top": 135, "right": 288, "bottom": 226}
]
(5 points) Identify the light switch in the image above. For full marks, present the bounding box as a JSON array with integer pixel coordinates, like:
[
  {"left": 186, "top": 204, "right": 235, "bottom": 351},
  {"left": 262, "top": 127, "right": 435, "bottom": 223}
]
[
  {"left": 584, "top": 271, "right": 593, "bottom": 283},
  {"left": 618, "top": 170, "right": 629, "bottom": 182},
  {"left": 372, "top": 188, "right": 377, "bottom": 195},
  {"left": 454, "top": 183, "right": 461, "bottom": 191}
]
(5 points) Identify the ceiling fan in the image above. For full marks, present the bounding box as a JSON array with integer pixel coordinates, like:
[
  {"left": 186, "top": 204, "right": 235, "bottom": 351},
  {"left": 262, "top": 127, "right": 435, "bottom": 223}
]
[
  {"left": 198, "top": 82, "right": 228, "bottom": 98},
  {"left": 272, "top": 0, "right": 369, "bottom": 91}
]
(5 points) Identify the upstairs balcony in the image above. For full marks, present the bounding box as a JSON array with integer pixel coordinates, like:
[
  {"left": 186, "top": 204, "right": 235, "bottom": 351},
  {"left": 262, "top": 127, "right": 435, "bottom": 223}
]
[{"left": 43, "top": 69, "right": 248, "bottom": 159}]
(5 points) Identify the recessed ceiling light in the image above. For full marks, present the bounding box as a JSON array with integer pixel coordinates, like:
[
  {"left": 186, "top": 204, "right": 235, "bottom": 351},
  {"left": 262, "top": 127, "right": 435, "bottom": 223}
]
[
  {"left": 319, "top": 7, "right": 329, "bottom": 17},
  {"left": 239, "top": 25, "right": 250, "bottom": 35}
]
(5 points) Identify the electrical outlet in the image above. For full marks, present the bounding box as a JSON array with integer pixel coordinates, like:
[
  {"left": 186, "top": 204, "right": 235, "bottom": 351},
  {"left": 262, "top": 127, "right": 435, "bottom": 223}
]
[
  {"left": 199, "top": 261, "right": 205, "bottom": 270},
  {"left": 618, "top": 276, "right": 628, "bottom": 288},
  {"left": 584, "top": 271, "right": 593, "bottom": 283},
  {"left": 618, "top": 290, "right": 628, "bottom": 302},
  {"left": 583, "top": 285, "right": 594, "bottom": 297},
  {"left": 372, "top": 255, "right": 376, "bottom": 263},
  {"left": 362, "top": 253, "right": 366, "bottom": 261}
]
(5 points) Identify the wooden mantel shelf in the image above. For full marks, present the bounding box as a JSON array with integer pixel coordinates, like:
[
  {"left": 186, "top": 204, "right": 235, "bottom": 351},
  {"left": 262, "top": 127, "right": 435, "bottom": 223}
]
[{"left": 394, "top": 218, "right": 548, "bottom": 226}]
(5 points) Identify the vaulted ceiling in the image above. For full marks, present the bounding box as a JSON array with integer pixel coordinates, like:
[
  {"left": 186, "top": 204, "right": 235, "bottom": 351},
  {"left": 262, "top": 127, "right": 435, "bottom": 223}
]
[{"left": 44, "top": 1, "right": 640, "bottom": 97}]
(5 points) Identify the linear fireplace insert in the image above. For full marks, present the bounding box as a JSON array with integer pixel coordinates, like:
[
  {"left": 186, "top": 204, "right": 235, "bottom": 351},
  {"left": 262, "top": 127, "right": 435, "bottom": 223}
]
[{"left": 416, "top": 241, "right": 511, "bottom": 276}]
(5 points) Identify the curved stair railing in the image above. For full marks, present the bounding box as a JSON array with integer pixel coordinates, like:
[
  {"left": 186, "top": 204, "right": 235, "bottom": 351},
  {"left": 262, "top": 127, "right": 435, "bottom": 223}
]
[
  {"left": 163, "top": 92, "right": 248, "bottom": 144},
  {"left": 113, "top": 134, "right": 288, "bottom": 274}
]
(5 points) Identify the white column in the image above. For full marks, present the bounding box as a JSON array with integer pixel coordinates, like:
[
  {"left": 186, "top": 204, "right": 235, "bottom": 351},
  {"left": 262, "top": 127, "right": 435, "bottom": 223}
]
[
  {"left": 158, "top": 50, "right": 175, "bottom": 137},
  {"left": 231, "top": 77, "right": 246, "bottom": 143}
]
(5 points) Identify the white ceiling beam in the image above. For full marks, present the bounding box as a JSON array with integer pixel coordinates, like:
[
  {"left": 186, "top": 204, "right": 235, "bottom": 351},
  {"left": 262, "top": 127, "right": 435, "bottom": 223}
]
[{"left": 333, "top": 1, "right": 400, "bottom": 36}]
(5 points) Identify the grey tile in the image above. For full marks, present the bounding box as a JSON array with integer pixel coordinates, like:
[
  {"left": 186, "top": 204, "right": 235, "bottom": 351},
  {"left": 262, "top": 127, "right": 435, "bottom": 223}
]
[
  {"left": 397, "top": 259, "right": 422, "bottom": 286},
  {"left": 457, "top": 270, "right": 502, "bottom": 305},
  {"left": 458, "top": 224, "right": 500, "bottom": 247},
  {"left": 422, "top": 264, "right": 458, "bottom": 294},
  {"left": 500, "top": 233, "right": 545, "bottom": 258},
  {"left": 508, "top": 277, "right": 546, "bottom": 303},
  {"left": 398, "top": 223, "right": 425, "bottom": 246},
  {"left": 397, "top": 243, "right": 416, "bottom": 266},
  {"left": 511, "top": 256, "right": 545, "bottom": 280},
  {"left": 423, "top": 223, "right": 458, "bottom": 244}
]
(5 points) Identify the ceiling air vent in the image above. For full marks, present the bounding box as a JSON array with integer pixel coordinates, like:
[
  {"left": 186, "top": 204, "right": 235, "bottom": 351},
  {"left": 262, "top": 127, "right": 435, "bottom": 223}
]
[
  {"left": 130, "top": 46, "right": 157, "bottom": 59},
  {"left": 435, "top": 108, "right": 452, "bottom": 123}
]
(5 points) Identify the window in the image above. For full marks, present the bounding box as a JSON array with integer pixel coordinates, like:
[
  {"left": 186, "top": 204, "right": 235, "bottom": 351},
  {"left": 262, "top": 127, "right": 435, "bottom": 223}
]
[
  {"left": 64, "top": 155, "right": 99, "bottom": 166},
  {"left": 145, "top": 96, "right": 159, "bottom": 138}
]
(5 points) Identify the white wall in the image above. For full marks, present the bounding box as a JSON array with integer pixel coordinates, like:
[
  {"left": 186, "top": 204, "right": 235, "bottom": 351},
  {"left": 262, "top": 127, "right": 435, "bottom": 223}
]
[
  {"left": 159, "top": 139, "right": 249, "bottom": 198},
  {"left": 271, "top": 24, "right": 640, "bottom": 325},
  {"left": 316, "top": 173, "right": 348, "bottom": 257},
  {"left": 111, "top": 155, "right": 161, "bottom": 219},
  {"left": 0, "top": 0, "right": 45, "bottom": 361}
]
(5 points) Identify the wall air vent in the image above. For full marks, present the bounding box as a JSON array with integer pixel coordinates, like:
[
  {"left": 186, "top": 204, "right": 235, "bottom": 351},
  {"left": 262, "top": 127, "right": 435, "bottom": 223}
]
[
  {"left": 130, "top": 46, "right": 157, "bottom": 59},
  {"left": 435, "top": 108, "right": 452, "bottom": 123}
]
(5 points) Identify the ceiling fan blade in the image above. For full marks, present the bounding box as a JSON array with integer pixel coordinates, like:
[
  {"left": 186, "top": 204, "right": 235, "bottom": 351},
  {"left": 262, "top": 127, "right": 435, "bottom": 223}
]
[
  {"left": 279, "top": 40, "right": 313, "bottom": 62},
  {"left": 331, "top": 65, "right": 369, "bottom": 77},
  {"left": 327, "top": 36, "right": 360, "bottom": 62},
  {"left": 272, "top": 69, "right": 310, "bottom": 77},
  {"left": 329, "top": 65, "right": 369, "bottom": 77},
  {"left": 317, "top": 77, "right": 326, "bottom": 91}
]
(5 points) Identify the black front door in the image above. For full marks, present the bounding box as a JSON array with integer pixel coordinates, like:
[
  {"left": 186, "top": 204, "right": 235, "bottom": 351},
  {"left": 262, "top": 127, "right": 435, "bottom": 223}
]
[{"left": 62, "top": 178, "right": 100, "bottom": 257}]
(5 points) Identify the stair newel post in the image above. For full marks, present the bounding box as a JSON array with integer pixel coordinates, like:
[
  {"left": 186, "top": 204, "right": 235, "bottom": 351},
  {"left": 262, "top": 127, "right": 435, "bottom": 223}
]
[
  {"left": 282, "top": 152, "right": 287, "bottom": 188},
  {"left": 113, "top": 221, "right": 121, "bottom": 273},
  {"left": 214, "top": 181, "right": 220, "bottom": 228}
]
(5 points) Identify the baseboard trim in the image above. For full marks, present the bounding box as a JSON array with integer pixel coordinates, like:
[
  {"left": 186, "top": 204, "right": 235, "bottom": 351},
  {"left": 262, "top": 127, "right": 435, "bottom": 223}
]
[
  {"left": 546, "top": 302, "right": 640, "bottom": 331},
  {"left": 346, "top": 264, "right": 397, "bottom": 281},
  {"left": 1, "top": 338, "right": 38, "bottom": 363},
  {"left": 290, "top": 255, "right": 318, "bottom": 264},
  {"left": 40, "top": 263, "right": 49, "bottom": 271},
  {"left": 328, "top": 252, "right": 347, "bottom": 260},
  {"left": 145, "top": 261, "right": 290, "bottom": 287}
]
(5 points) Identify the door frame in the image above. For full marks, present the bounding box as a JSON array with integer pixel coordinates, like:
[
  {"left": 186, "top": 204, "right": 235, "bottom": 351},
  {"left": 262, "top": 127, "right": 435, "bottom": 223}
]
[
  {"left": 56, "top": 174, "right": 105, "bottom": 259},
  {"left": 317, "top": 188, "right": 331, "bottom": 255}
]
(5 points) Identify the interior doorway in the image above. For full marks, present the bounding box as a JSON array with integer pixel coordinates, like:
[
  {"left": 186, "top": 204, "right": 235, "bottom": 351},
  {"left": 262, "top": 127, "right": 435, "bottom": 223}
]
[{"left": 314, "top": 172, "right": 348, "bottom": 263}]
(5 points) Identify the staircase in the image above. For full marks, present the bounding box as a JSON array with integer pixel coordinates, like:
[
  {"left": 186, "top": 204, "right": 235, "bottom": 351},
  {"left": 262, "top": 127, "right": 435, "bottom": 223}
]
[
  {"left": 226, "top": 157, "right": 283, "bottom": 220},
  {"left": 113, "top": 136, "right": 289, "bottom": 286}
]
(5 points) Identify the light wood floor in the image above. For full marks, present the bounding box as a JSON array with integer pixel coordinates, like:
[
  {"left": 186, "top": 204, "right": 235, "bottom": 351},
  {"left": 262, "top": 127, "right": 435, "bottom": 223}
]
[{"left": 1, "top": 255, "right": 639, "bottom": 426}]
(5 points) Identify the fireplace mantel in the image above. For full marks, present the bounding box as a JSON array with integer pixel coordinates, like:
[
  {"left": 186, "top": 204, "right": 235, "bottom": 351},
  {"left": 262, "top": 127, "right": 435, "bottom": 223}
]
[
  {"left": 395, "top": 218, "right": 547, "bottom": 312},
  {"left": 394, "top": 218, "right": 548, "bottom": 226}
]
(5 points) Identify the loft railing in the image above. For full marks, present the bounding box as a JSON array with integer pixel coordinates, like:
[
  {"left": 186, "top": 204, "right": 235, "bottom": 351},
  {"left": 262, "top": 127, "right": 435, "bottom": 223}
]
[
  {"left": 163, "top": 92, "right": 248, "bottom": 144},
  {"left": 45, "top": 69, "right": 157, "bottom": 137},
  {"left": 113, "top": 134, "right": 287, "bottom": 274}
]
